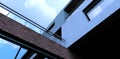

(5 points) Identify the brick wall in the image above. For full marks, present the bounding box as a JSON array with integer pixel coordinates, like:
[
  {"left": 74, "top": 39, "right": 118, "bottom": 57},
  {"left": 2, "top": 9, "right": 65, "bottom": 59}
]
[{"left": 0, "top": 13, "right": 74, "bottom": 59}]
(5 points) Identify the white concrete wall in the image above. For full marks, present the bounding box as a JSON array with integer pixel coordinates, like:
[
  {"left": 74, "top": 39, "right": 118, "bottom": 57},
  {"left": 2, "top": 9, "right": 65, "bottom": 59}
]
[
  {"left": 47, "top": 10, "right": 68, "bottom": 33},
  {"left": 62, "top": 0, "right": 120, "bottom": 47}
]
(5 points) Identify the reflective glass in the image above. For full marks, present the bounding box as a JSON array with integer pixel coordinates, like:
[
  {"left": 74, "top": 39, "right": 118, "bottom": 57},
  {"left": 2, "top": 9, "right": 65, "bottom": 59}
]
[
  {"left": 16, "top": 48, "right": 27, "bottom": 59},
  {"left": 0, "top": 38, "right": 27, "bottom": 59},
  {"left": 88, "top": 0, "right": 114, "bottom": 19},
  {"left": 25, "top": 22, "right": 41, "bottom": 33},
  {"left": 8, "top": 13, "right": 26, "bottom": 25}
]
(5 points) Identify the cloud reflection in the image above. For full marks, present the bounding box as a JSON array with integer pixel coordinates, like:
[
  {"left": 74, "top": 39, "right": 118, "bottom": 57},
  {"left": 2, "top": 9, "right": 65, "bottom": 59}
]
[{"left": 0, "top": 38, "right": 20, "bottom": 49}]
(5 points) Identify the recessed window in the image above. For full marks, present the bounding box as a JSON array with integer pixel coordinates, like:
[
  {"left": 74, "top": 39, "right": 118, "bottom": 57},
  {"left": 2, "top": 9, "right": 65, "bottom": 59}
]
[
  {"left": 64, "top": 0, "right": 84, "bottom": 14},
  {"left": 87, "top": 0, "right": 114, "bottom": 20},
  {"left": 54, "top": 27, "right": 62, "bottom": 39},
  {"left": 47, "top": 22, "right": 55, "bottom": 31},
  {"left": 83, "top": 0, "right": 101, "bottom": 21}
]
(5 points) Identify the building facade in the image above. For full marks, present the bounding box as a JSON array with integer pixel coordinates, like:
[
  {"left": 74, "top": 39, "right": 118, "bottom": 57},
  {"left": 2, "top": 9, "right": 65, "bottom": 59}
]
[{"left": 0, "top": 0, "right": 120, "bottom": 59}]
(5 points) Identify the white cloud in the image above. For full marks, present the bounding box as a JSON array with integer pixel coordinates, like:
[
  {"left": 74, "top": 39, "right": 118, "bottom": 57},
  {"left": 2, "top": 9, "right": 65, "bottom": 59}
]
[
  {"left": 0, "top": 38, "right": 9, "bottom": 44},
  {"left": 24, "top": 0, "right": 57, "bottom": 20},
  {"left": 0, "top": 38, "right": 20, "bottom": 49},
  {"left": 0, "top": 0, "right": 8, "bottom": 3}
]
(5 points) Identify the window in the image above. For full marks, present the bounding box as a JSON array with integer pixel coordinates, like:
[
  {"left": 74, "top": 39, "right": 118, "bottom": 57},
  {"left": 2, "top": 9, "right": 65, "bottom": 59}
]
[
  {"left": 83, "top": 0, "right": 101, "bottom": 21},
  {"left": 0, "top": 34, "right": 61, "bottom": 59},
  {"left": 54, "top": 27, "right": 62, "bottom": 39},
  {"left": 47, "top": 22, "right": 55, "bottom": 32},
  {"left": 0, "top": 38, "right": 27, "bottom": 59},
  {"left": 64, "top": 0, "right": 84, "bottom": 14},
  {"left": 87, "top": 0, "right": 114, "bottom": 19}
]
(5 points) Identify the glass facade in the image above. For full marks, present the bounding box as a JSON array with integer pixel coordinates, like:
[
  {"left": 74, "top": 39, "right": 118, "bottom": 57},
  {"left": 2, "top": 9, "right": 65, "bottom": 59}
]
[
  {"left": 0, "top": 38, "right": 27, "bottom": 59},
  {"left": 0, "top": 37, "right": 54, "bottom": 59}
]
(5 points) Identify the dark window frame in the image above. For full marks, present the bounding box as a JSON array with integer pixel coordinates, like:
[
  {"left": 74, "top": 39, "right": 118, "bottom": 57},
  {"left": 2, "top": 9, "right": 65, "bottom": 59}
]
[
  {"left": 64, "top": 0, "right": 85, "bottom": 14},
  {"left": 54, "top": 27, "right": 62, "bottom": 40},
  {"left": 47, "top": 22, "right": 55, "bottom": 32},
  {"left": 0, "top": 32, "right": 63, "bottom": 59},
  {"left": 83, "top": 0, "right": 101, "bottom": 21}
]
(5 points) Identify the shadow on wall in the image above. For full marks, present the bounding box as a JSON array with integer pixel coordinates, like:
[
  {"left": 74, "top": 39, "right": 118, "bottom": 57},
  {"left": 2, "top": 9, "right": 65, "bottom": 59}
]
[{"left": 69, "top": 9, "right": 120, "bottom": 59}]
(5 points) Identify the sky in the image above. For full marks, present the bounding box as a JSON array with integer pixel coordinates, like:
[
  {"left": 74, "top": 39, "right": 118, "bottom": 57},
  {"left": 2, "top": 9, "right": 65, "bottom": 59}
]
[
  {"left": 0, "top": 0, "right": 70, "bottom": 28},
  {"left": 1, "top": 0, "right": 119, "bottom": 57},
  {"left": 0, "top": 0, "right": 70, "bottom": 59}
]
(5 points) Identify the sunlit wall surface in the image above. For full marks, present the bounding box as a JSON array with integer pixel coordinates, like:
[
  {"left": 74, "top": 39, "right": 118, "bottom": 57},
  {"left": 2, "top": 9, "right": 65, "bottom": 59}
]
[
  {"left": 62, "top": 0, "right": 120, "bottom": 47},
  {"left": 0, "top": 0, "right": 70, "bottom": 28}
]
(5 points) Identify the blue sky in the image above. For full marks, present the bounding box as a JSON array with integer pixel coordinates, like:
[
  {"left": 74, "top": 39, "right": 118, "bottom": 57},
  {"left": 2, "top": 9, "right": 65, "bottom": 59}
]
[
  {"left": 0, "top": 0, "right": 70, "bottom": 28},
  {"left": 0, "top": 0, "right": 70, "bottom": 59}
]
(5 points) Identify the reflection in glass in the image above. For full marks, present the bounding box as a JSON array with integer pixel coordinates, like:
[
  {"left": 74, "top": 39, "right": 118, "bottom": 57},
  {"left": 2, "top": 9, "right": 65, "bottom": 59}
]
[
  {"left": 8, "top": 13, "right": 26, "bottom": 25},
  {"left": 88, "top": 0, "right": 114, "bottom": 19},
  {"left": 0, "top": 38, "right": 27, "bottom": 59}
]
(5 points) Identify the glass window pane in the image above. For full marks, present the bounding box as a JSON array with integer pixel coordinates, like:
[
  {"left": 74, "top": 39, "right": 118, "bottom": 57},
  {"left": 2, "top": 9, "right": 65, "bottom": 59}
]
[
  {"left": 0, "top": 38, "right": 19, "bottom": 59},
  {"left": 25, "top": 22, "right": 42, "bottom": 33},
  {"left": 16, "top": 48, "right": 27, "bottom": 59},
  {"left": 8, "top": 13, "right": 26, "bottom": 25},
  {"left": 88, "top": 0, "right": 114, "bottom": 19},
  {"left": 0, "top": 38, "right": 27, "bottom": 59}
]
